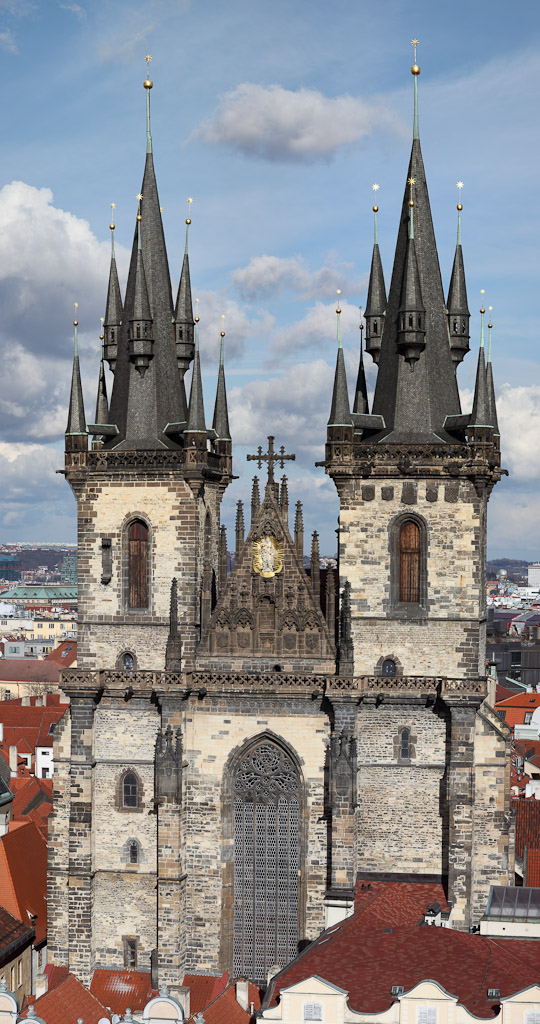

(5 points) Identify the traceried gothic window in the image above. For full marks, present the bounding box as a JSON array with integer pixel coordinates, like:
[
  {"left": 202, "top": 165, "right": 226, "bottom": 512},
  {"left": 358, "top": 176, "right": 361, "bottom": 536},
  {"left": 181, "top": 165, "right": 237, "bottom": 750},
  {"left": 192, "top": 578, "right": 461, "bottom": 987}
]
[
  {"left": 232, "top": 739, "right": 301, "bottom": 984},
  {"left": 399, "top": 520, "right": 420, "bottom": 603},
  {"left": 128, "top": 520, "right": 149, "bottom": 609}
]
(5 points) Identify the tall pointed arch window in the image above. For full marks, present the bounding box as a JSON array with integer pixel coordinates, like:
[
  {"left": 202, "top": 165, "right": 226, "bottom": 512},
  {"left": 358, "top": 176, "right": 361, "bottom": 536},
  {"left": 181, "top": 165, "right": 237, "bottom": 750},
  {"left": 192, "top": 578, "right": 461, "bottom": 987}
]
[
  {"left": 232, "top": 738, "right": 301, "bottom": 984},
  {"left": 399, "top": 520, "right": 420, "bottom": 603},
  {"left": 128, "top": 520, "right": 149, "bottom": 609}
]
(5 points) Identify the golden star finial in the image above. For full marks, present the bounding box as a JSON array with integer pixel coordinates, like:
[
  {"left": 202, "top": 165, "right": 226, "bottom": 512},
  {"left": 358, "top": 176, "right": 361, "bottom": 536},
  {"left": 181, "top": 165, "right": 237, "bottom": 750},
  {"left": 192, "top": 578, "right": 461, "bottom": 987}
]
[
  {"left": 145, "top": 55, "right": 152, "bottom": 70},
  {"left": 372, "top": 183, "right": 380, "bottom": 192},
  {"left": 186, "top": 197, "right": 194, "bottom": 226},
  {"left": 110, "top": 202, "right": 116, "bottom": 210},
  {"left": 408, "top": 177, "right": 416, "bottom": 207},
  {"left": 136, "top": 193, "right": 143, "bottom": 201},
  {"left": 456, "top": 181, "right": 464, "bottom": 190},
  {"left": 411, "top": 38, "right": 420, "bottom": 75}
]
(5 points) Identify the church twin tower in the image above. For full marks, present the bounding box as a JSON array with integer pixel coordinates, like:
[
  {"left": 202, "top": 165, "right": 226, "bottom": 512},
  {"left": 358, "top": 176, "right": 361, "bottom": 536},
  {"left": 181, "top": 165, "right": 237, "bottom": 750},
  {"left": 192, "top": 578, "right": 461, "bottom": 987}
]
[{"left": 49, "top": 58, "right": 513, "bottom": 991}]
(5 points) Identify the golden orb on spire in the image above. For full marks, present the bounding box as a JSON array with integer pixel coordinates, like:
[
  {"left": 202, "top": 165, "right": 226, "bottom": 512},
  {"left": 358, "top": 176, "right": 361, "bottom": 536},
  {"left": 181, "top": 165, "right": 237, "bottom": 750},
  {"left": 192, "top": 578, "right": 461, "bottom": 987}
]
[
  {"left": 144, "top": 54, "right": 153, "bottom": 89},
  {"left": 220, "top": 331, "right": 225, "bottom": 338},
  {"left": 336, "top": 289, "right": 342, "bottom": 315},
  {"left": 411, "top": 38, "right": 420, "bottom": 75}
]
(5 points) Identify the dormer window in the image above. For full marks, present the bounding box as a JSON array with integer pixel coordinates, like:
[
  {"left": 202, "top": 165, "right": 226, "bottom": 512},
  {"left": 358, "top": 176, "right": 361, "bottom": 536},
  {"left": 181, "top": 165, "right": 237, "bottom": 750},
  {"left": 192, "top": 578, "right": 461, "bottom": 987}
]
[{"left": 304, "top": 1002, "right": 323, "bottom": 1021}]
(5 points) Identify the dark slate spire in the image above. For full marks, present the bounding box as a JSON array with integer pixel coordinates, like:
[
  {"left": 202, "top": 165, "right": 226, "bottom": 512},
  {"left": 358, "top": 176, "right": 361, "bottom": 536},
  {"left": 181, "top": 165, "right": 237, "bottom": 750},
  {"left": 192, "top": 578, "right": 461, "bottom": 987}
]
[
  {"left": 470, "top": 306, "right": 490, "bottom": 427},
  {"left": 103, "top": 215, "right": 123, "bottom": 373},
  {"left": 353, "top": 319, "right": 369, "bottom": 415},
  {"left": 486, "top": 316, "right": 499, "bottom": 436},
  {"left": 328, "top": 300, "right": 353, "bottom": 428},
  {"left": 447, "top": 190, "right": 470, "bottom": 368},
  {"left": 186, "top": 322, "right": 207, "bottom": 435},
  {"left": 174, "top": 209, "right": 195, "bottom": 378},
  {"left": 128, "top": 210, "right": 154, "bottom": 375},
  {"left": 212, "top": 332, "right": 231, "bottom": 440},
  {"left": 106, "top": 68, "right": 187, "bottom": 450},
  {"left": 94, "top": 327, "right": 109, "bottom": 426},
  {"left": 364, "top": 198, "right": 387, "bottom": 366},
  {"left": 397, "top": 202, "right": 426, "bottom": 367},
  {"left": 371, "top": 56, "right": 461, "bottom": 442},
  {"left": 66, "top": 311, "right": 87, "bottom": 440}
]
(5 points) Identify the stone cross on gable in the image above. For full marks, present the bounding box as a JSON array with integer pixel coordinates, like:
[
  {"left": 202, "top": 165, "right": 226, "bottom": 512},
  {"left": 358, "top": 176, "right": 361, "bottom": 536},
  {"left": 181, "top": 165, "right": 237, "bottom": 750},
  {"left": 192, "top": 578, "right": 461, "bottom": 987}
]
[{"left": 246, "top": 435, "right": 295, "bottom": 484}]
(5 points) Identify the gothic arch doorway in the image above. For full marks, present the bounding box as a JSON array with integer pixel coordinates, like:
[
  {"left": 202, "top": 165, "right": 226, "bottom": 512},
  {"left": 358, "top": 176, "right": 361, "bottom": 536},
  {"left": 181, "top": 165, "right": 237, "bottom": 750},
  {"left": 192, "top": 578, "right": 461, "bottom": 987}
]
[{"left": 227, "top": 734, "right": 303, "bottom": 984}]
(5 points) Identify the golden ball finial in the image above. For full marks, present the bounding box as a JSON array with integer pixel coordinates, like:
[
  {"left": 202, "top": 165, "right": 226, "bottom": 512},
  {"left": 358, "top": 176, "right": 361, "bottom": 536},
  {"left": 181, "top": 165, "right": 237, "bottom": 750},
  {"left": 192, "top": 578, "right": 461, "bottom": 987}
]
[
  {"left": 220, "top": 330, "right": 225, "bottom": 338},
  {"left": 144, "top": 78, "right": 153, "bottom": 89},
  {"left": 144, "top": 54, "right": 153, "bottom": 89},
  {"left": 73, "top": 319, "right": 78, "bottom": 326},
  {"left": 109, "top": 222, "right": 115, "bottom": 230},
  {"left": 409, "top": 199, "right": 414, "bottom": 207},
  {"left": 372, "top": 204, "right": 379, "bottom": 212},
  {"left": 411, "top": 63, "right": 420, "bottom": 75},
  {"left": 457, "top": 203, "right": 463, "bottom": 211},
  {"left": 136, "top": 213, "right": 142, "bottom": 222},
  {"left": 186, "top": 217, "right": 191, "bottom": 225},
  {"left": 194, "top": 316, "right": 200, "bottom": 323}
]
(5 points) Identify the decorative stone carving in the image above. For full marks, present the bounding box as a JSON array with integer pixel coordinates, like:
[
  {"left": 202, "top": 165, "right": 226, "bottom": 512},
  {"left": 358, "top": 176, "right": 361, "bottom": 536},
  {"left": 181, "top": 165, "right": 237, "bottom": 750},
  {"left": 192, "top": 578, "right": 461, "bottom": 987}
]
[
  {"left": 155, "top": 725, "right": 182, "bottom": 804},
  {"left": 329, "top": 730, "right": 357, "bottom": 810}
]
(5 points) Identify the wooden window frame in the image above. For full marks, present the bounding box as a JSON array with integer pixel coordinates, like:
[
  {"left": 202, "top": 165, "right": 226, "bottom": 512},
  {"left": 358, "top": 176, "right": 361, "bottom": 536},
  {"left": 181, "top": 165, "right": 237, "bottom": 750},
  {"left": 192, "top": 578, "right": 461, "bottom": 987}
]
[
  {"left": 389, "top": 513, "right": 428, "bottom": 618},
  {"left": 122, "top": 515, "right": 152, "bottom": 614}
]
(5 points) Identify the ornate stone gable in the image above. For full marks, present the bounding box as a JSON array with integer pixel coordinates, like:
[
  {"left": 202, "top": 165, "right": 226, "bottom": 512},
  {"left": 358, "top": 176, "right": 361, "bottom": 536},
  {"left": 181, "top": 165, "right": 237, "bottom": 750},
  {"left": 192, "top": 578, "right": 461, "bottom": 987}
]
[{"left": 196, "top": 481, "right": 335, "bottom": 671}]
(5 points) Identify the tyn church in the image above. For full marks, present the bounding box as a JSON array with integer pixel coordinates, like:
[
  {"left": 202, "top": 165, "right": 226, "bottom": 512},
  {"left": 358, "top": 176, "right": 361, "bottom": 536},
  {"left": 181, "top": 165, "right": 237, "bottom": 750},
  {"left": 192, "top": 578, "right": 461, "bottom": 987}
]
[{"left": 48, "top": 56, "right": 514, "bottom": 991}]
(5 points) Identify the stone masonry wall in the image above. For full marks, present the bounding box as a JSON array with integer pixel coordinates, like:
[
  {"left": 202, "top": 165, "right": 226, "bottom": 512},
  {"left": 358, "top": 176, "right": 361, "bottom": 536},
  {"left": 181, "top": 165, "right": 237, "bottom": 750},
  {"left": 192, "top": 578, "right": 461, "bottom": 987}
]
[
  {"left": 338, "top": 477, "right": 486, "bottom": 678},
  {"left": 75, "top": 474, "right": 222, "bottom": 669},
  {"left": 356, "top": 703, "right": 447, "bottom": 875},
  {"left": 47, "top": 707, "right": 72, "bottom": 966}
]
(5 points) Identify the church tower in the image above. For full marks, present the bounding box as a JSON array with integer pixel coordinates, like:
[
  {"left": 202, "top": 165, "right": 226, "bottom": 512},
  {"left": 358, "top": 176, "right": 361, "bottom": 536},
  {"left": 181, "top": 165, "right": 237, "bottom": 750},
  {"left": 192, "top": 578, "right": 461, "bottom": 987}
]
[
  {"left": 49, "top": 50, "right": 514, "bottom": 997},
  {"left": 322, "top": 48, "right": 512, "bottom": 929}
]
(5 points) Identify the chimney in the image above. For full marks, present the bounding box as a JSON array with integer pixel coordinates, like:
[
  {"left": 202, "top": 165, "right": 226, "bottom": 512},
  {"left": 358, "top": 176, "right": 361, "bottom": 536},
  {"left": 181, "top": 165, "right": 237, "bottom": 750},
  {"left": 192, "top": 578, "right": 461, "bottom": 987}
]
[
  {"left": 9, "top": 746, "right": 17, "bottom": 777},
  {"left": 236, "top": 979, "right": 249, "bottom": 1012},
  {"left": 21, "top": 696, "right": 30, "bottom": 706},
  {"left": 35, "top": 973, "right": 48, "bottom": 998},
  {"left": 175, "top": 987, "right": 190, "bottom": 1018}
]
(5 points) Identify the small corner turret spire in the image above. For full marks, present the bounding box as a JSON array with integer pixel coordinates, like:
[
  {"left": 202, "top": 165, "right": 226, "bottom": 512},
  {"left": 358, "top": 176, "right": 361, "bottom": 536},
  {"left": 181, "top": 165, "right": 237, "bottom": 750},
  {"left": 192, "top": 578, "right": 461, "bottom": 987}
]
[
  {"left": 411, "top": 39, "right": 420, "bottom": 140},
  {"left": 447, "top": 182, "right": 470, "bottom": 368},
  {"left": 186, "top": 305, "right": 207, "bottom": 437},
  {"left": 212, "top": 318, "right": 231, "bottom": 441},
  {"left": 66, "top": 303, "right": 87, "bottom": 449},
  {"left": 470, "top": 293, "right": 490, "bottom": 428},
  {"left": 353, "top": 307, "right": 369, "bottom": 415},
  {"left": 174, "top": 197, "right": 195, "bottom": 379},
  {"left": 93, "top": 318, "right": 109, "bottom": 441},
  {"left": 365, "top": 186, "right": 387, "bottom": 366},
  {"left": 486, "top": 307, "right": 500, "bottom": 437},
  {"left": 396, "top": 179, "right": 426, "bottom": 367},
  {"left": 103, "top": 205, "right": 123, "bottom": 373},
  {"left": 143, "top": 55, "right": 153, "bottom": 155},
  {"left": 328, "top": 291, "right": 353, "bottom": 427},
  {"left": 129, "top": 194, "right": 154, "bottom": 375}
]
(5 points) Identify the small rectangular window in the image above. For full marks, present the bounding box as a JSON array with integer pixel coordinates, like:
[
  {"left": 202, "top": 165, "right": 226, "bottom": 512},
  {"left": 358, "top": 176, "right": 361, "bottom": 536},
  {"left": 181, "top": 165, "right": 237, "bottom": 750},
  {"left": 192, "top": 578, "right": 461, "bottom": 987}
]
[
  {"left": 524, "top": 712, "right": 533, "bottom": 724},
  {"left": 418, "top": 1009, "right": 437, "bottom": 1024},
  {"left": 124, "top": 937, "right": 137, "bottom": 968},
  {"left": 526, "top": 1013, "right": 540, "bottom": 1024},
  {"left": 304, "top": 1004, "right": 323, "bottom": 1021},
  {"left": 17, "top": 960, "right": 22, "bottom": 986},
  {"left": 10, "top": 966, "right": 14, "bottom": 990}
]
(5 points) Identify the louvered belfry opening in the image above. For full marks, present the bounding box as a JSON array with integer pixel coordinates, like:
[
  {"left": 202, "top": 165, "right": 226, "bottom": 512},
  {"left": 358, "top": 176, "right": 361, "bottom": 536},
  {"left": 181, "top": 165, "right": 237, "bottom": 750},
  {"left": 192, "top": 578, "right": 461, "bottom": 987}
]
[
  {"left": 128, "top": 520, "right": 149, "bottom": 608},
  {"left": 232, "top": 740, "right": 301, "bottom": 984},
  {"left": 399, "top": 520, "right": 420, "bottom": 602}
]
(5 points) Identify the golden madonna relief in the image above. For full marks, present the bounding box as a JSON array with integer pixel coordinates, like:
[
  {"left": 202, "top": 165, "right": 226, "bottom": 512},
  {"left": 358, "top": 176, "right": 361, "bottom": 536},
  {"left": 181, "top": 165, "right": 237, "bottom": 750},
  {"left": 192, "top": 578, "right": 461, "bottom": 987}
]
[{"left": 252, "top": 535, "right": 283, "bottom": 578}]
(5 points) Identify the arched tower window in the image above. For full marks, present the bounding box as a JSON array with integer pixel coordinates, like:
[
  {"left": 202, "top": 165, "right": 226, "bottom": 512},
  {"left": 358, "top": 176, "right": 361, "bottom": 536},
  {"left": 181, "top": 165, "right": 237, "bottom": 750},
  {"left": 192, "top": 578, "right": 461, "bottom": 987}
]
[
  {"left": 123, "top": 771, "right": 138, "bottom": 808},
  {"left": 400, "top": 728, "right": 410, "bottom": 760},
  {"left": 399, "top": 520, "right": 420, "bottom": 603},
  {"left": 129, "top": 840, "right": 139, "bottom": 864},
  {"left": 128, "top": 520, "right": 149, "bottom": 609},
  {"left": 232, "top": 738, "right": 301, "bottom": 984}
]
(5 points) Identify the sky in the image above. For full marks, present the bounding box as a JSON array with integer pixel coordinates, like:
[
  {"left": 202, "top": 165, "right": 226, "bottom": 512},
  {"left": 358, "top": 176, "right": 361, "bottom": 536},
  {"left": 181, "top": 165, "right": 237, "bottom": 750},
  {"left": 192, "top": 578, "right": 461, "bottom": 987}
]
[{"left": 0, "top": 0, "right": 539, "bottom": 557}]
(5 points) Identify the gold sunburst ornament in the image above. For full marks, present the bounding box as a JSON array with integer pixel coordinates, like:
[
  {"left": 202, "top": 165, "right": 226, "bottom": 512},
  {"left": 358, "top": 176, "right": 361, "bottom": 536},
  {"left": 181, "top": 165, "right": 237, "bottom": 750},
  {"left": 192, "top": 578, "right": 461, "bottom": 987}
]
[{"left": 253, "top": 536, "right": 284, "bottom": 578}]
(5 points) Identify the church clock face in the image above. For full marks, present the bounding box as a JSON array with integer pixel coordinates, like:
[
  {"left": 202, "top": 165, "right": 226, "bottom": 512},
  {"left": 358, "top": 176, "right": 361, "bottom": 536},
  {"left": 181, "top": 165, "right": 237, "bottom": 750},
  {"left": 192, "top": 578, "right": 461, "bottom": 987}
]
[{"left": 252, "top": 535, "right": 283, "bottom": 578}]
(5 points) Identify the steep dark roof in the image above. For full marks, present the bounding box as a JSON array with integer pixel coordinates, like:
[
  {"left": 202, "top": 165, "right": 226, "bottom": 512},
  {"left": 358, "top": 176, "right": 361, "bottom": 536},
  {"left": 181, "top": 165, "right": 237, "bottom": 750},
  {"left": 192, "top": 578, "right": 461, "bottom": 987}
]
[
  {"left": 187, "top": 331, "right": 207, "bottom": 433},
  {"left": 447, "top": 241, "right": 469, "bottom": 318},
  {"left": 65, "top": 331, "right": 86, "bottom": 436},
  {"left": 212, "top": 340, "right": 231, "bottom": 440},
  {"left": 371, "top": 137, "right": 461, "bottom": 442},
  {"left": 352, "top": 342, "right": 368, "bottom": 416},
  {"left": 328, "top": 345, "right": 352, "bottom": 427}
]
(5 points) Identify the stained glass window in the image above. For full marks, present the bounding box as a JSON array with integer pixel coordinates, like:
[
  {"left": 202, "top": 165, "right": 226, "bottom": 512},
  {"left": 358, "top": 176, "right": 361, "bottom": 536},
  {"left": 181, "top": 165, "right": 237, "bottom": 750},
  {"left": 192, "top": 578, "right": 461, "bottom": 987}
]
[{"left": 233, "top": 741, "right": 301, "bottom": 983}]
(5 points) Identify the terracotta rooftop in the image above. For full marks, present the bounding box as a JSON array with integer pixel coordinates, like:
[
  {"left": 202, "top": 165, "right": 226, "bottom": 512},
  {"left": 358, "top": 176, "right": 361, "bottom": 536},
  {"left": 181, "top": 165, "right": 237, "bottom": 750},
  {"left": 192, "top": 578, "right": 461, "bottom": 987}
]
[
  {"left": 266, "top": 882, "right": 540, "bottom": 1017},
  {"left": 0, "top": 660, "right": 60, "bottom": 684},
  {"left": 30, "top": 972, "right": 108, "bottom": 1024},
  {"left": 0, "top": 701, "right": 67, "bottom": 770},
  {"left": 513, "top": 797, "right": 540, "bottom": 858},
  {"left": 11, "top": 777, "right": 53, "bottom": 838},
  {"left": 90, "top": 969, "right": 157, "bottom": 1013},
  {"left": 525, "top": 847, "right": 540, "bottom": 886},
  {"left": 187, "top": 978, "right": 261, "bottom": 1023},
  {"left": 0, "top": 820, "right": 47, "bottom": 943},
  {"left": 182, "top": 972, "right": 229, "bottom": 1015},
  {"left": 44, "top": 642, "right": 77, "bottom": 668},
  {"left": 0, "top": 905, "right": 34, "bottom": 960}
]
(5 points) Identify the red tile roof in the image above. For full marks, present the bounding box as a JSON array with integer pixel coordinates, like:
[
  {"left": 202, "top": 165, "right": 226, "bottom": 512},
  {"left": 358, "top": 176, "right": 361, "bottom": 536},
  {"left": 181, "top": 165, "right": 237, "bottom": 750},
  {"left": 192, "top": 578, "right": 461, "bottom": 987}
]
[
  {"left": 44, "top": 963, "right": 69, "bottom": 992},
  {"left": 44, "top": 642, "right": 77, "bottom": 668},
  {"left": 31, "top": 972, "right": 108, "bottom": 1024},
  {"left": 513, "top": 797, "right": 540, "bottom": 858},
  {"left": 0, "top": 905, "right": 34, "bottom": 957},
  {"left": 90, "top": 969, "right": 157, "bottom": 1013},
  {"left": 354, "top": 878, "right": 449, "bottom": 923},
  {"left": 11, "top": 777, "right": 53, "bottom": 838},
  {"left": 187, "top": 979, "right": 261, "bottom": 1024},
  {"left": 266, "top": 889, "right": 540, "bottom": 1017},
  {"left": 183, "top": 972, "right": 229, "bottom": 1014},
  {"left": 525, "top": 847, "right": 540, "bottom": 886},
  {"left": 0, "top": 701, "right": 67, "bottom": 777},
  {"left": 0, "top": 660, "right": 60, "bottom": 684},
  {"left": 0, "top": 820, "right": 47, "bottom": 943}
]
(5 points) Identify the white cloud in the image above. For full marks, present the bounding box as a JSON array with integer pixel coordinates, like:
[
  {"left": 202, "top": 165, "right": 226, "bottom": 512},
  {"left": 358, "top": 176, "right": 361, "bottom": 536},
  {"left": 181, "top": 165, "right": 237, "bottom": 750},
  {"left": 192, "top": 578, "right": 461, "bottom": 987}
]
[
  {"left": 195, "top": 289, "right": 274, "bottom": 365},
  {"left": 0, "top": 442, "right": 71, "bottom": 537},
  {"left": 58, "top": 1, "right": 86, "bottom": 18},
  {"left": 191, "top": 82, "right": 405, "bottom": 163},
  {"left": 231, "top": 253, "right": 362, "bottom": 302},
  {"left": 269, "top": 299, "right": 365, "bottom": 358},
  {"left": 497, "top": 383, "right": 540, "bottom": 482},
  {"left": 0, "top": 28, "right": 16, "bottom": 52}
]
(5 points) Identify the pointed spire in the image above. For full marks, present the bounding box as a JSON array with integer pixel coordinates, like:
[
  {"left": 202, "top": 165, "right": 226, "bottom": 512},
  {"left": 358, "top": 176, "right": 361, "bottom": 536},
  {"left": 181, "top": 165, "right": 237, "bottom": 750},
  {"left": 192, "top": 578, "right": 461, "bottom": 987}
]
[
  {"left": 294, "top": 501, "right": 304, "bottom": 562},
  {"left": 338, "top": 581, "right": 354, "bottom": 674},
  {"left": 470, "top": 298, "right": 490, "bottom": 427},
  {"left": 447, "top": 183, "right": 470, "bottom": 368},
  {"left": 144, "top": 56, "right": 153, "bottom": 154},
  {"left": 165, "top": 578, "right": 182, "bottom": 671},
  {"left": 365, "top": 186, "right": 387, "bottom": 365},
  {"left": 486, "top": 309, "right": 499, "bottom": 436},
  {"left": 251, "top": 476, "right": 260, "bottom": 522},
  {"left": 353, "top": 310, "right": 369, "bottom": 415},
  {"left": 219, "top": 525, "right": 228, "bottom": 594},
  {"left": 212, "top": 325, "right": 231, "bottom": 440},
  {"left": 174, "top": 198, "right": 195, "bottom": 377},
  {"left": 94, "top": 319, "right": 109, "bottom": 431},
  {"left": 128, "top": 197, "right": 154, "bottom": 375},
  {"left": 328, "top": 293, "right": 353, "bottom": 427},
  {"left": 325, "top": 569, "right": 335, "bottom": 637},
  {"left": 186, "top": 318, "right": 207, "bottom": 434},
  {"left": 280, "top": 475, "right": 289, "bottom": 525},
  {"left": 235, "top": 500, "right": 245, "bottom": 562},
  {"left": 66, "top": 305, "right": 87, "bottom": 440},
  {"left": 411, "top": 39, "right": 420, "bottom": 139},
  {"left": 103, "top": 206, "right": 123, "bottom": 373},
  {"left": 396, "top": 182, "right": 426, "bottom": 367},
  {"left": 310, "top": 532, "right": 320, "bottom": 603}
]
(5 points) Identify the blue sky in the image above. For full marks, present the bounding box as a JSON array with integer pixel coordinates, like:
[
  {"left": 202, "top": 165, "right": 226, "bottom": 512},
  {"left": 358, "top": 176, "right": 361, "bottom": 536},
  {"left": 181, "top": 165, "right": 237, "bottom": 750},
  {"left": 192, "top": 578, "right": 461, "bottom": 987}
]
[{"left": 0, "top": 0, "right": 539, "bottom": 556}]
